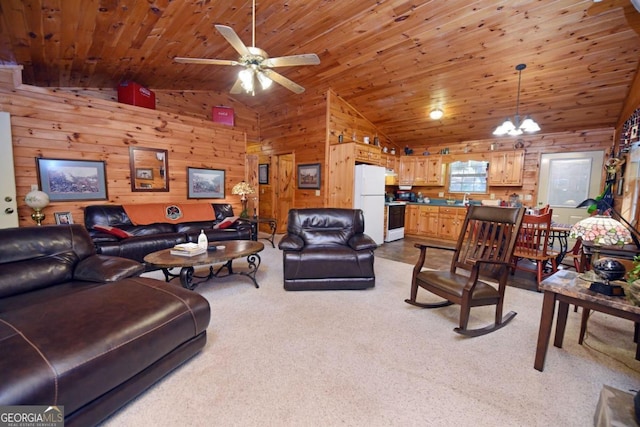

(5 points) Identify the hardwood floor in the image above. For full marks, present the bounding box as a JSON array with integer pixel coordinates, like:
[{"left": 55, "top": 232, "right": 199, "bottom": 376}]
[{"left": 375, "top": 236, "right": 562, "bottom": 292}]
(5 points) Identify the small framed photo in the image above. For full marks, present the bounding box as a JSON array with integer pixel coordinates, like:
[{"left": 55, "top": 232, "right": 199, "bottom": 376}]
[
  {"left": 36, "top": 158, "right": 108, "bottom": 201},
  {"left": 297, "top": 163, "right": 321, "bottom": 189},
  {"left": 135, "top": 168, "right": 153, "bottom": 180},
  {"left": 54, "top": 212, "right": 74, "bottom": 225},
  {"left": 187, "top": 167, "right": 225, "bottom": 199},
  {"left": 259, "top": 164, "right": 269, "bottom": 184}
]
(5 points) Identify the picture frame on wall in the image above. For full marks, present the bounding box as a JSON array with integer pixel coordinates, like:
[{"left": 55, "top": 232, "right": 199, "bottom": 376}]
[
  {"left": 54, "top": 212, "right": 74, "bottom": 225},
  {"left": 259, "top": 164, "right": 269, "bottom": 184},
  {"left": 36, "top": 158, "right": 108, "bottom": 202},
  {"left": 187, "top": 167, "right": 225, "bottom": 199},
  {"left": 297, "top": 163, "right": 321, "bottom": 189}
]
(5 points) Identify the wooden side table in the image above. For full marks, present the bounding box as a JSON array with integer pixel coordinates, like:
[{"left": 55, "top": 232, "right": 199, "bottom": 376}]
[{"left": 534, "top": 269, "right": 640, "bottom": 371}]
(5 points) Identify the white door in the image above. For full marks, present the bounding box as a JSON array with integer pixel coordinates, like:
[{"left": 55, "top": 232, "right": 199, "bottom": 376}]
[
  {"left": 538, "top": 150, "right": 604, "bottom": 225},
  {"left": 0, "top": 112, "right": 18, "bottom": 228}
]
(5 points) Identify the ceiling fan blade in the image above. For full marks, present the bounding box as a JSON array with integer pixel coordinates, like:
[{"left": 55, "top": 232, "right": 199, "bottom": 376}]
[
  {"left": 263, "top": 54, "right": 320, "bottom": 68},
  {"left": 230, "top": 76, "right": 244, "bottom": 94},
  {"left": 174, "top": 57, "right": 239, "bottom": 66},
  {"left": 262, "top": 69, "right": 305, "bottom": 94},
  {"left": 215, "top": 25, "right": 251, "bottom": 57}
]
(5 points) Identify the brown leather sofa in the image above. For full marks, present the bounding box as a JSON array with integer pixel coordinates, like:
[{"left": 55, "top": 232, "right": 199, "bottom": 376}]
[
  {"left": 0, "top": 224, "right": 211, "bottom": 426},
  {"left": 278, "top": 208, "right": 378, "bottom": 290},
  {"left": 84, "top": 203, "right": 252, "bottom": 266}
]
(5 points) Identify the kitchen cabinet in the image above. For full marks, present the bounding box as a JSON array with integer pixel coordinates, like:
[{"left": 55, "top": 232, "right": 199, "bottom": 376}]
[
  {"left": 399, "top": 155, "right": 444, "bottom": 186},
  {"left": 399, "top": 157, "right": 415, "bottom": 185},
  {"left": 405, "top": 204, "right": 420, "bottom": 235},
  {"left": 328, "top": 142, "right": 382, "bottom": 208},
  {"left": 438, "top": 206, "right": 466, "bottom": 240},
  {"left": 487, "top": 150, "right": 524, "bottom": 186},
  {"left": 419, "top": 205, "right": 439, "bottom": 237},
  {"left": 354, "top": 143, "right": 382, "bottom": 165}
]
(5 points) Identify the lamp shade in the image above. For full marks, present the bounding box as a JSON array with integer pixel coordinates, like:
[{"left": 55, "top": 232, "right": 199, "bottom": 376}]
[
  {"left": 24, "top": 190, "right": 50, "bottom": 210},
  {"left": 231, "top": 181, "right": 255, "bottom": 196},
  {"left": 569, "top": 215, "right": 631, "bottom": 246}
]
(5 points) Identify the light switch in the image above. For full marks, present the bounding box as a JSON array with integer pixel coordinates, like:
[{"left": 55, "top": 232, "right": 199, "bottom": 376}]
[
  {"left": 315, "top": 190, "right": 320, "bottom": 196},
  {"left": 31, "top": 184, "right": 38, "bottom": 191},
  {"left": 438, "top": 192, "right": 444, "bottom": 197},
  {"left": 490, "top": 193, "right": 495, "bottom": 200}
]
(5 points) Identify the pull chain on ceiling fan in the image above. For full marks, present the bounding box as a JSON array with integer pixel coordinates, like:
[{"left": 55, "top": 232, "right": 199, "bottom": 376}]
[{"left": 174, "top": 0, "right": 320, "bottom": 96}]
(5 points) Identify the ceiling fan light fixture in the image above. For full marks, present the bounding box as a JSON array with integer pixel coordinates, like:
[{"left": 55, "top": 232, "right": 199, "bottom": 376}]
[
  {"left": 239, "top": 68, "right": 255, "bottom": 94},
  {"left": 493, "top": 64, "right": 540, "bottom": 137},
  {"left": 429, "top": 109, "right": 444, "bottom": 120},
  {"left": 257, "top": 71, "right": 272, "bottom": 90}
]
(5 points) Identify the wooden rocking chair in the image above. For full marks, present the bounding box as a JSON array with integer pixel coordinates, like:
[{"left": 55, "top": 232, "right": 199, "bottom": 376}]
[{"left": 405, "top": 205, "right": 525, "bottom": 337}]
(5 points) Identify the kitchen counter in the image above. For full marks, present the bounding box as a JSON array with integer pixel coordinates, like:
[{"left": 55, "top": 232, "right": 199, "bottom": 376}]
[{"left": 405, "top": 199, "right": 481, "bottom": 207}]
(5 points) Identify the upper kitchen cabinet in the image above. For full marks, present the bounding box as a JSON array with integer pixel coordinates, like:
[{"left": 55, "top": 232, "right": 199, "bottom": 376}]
[
  {"left": 399, "top": 155, "right": 444, "bottom": 186},
  {"left": 487, "top": 150, "right": 525, "bottom": 186}
]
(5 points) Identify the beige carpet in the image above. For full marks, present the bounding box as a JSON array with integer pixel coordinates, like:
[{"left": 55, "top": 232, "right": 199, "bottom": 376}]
[{"left": 101, "top": 242, "right": 640, "bottom": 427}]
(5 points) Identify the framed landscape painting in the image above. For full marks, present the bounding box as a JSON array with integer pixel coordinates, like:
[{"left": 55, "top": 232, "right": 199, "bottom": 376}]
[
  {"left": 36, "top": 158, "right": 108, "bottom": 201},
  {"left": 187, "top": 167, "right": 225, "bottom": 199},
  {"left": 297, "top": 163, "right": 321, "bottom": 189}
]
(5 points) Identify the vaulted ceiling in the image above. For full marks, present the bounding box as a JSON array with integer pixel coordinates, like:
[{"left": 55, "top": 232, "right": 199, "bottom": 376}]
[{"left": 1, "top": 0, "right": 639, "bottom": 146}]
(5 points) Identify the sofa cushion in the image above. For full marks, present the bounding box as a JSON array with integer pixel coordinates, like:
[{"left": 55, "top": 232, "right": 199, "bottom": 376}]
[
  {"left": 283, "top": 247, "right": 375, "bottom": 279},
  {"left": 0, "top": 277, "right": 210, "bottom": 414},
  {"left": 93, "top": 224, "right": 134, "bottom": 239}
]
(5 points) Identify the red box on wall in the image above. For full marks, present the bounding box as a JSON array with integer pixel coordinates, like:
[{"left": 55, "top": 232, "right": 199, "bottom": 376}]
[
  {"left": 117, "top": 81, "right": 156, "bottom": 109},
  {"left": 212, "top": 106, "right": 235, "bottom": 126}
]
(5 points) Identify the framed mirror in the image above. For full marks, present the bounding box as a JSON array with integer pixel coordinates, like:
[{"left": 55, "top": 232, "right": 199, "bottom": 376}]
[{"left": 129, "top": 147, "right": 169, "bottom": 192}]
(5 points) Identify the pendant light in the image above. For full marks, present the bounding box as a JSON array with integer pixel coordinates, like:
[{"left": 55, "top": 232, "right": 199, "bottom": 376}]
[{"left": 493, "top": 64, "right": 540, "bottom": 137}]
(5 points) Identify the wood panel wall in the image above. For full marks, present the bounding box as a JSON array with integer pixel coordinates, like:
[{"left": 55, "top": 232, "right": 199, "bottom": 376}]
[{"left": 0, "top": 67, "right": 258, "bottom": 227}]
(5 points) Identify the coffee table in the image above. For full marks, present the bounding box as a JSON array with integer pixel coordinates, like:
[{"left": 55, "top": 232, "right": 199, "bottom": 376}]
[{"left": 144, "top": 240, "right": 264, "bottom": 290}]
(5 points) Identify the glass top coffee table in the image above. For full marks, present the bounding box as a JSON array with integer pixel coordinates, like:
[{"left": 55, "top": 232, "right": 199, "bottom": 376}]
[{"left": 144, "top": 240, "right": 264, "bottom": 290}]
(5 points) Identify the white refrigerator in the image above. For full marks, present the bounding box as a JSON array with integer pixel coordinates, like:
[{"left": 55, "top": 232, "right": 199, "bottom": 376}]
[{"left": 354, "top": 164, "right": 386, "bottom": 245}]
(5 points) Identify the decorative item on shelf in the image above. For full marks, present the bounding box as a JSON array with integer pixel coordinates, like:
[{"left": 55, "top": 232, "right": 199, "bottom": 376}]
[
  {"left": 24, "top": 190, "right": 50, "bottom": 226},
  {"left": 231, "top": 181, "right": 255, "bottom": 218},
  {"left": 570, "top": 214, "right": 632, "bottom": 296},
  {"left": 373, "top": 136, "right": 380, "bottom": 146},
  {"left": 390, "top": 148, "right": 396, "bottom": 155},
  {"left": 338, "top": 133, "right": 344, "bottom": 143},
  {"left": 493, "top": 64, "right": 541, "bottom": 137},
  {"left": 404, "top": 146, "right": 413, "bottom": 155}
]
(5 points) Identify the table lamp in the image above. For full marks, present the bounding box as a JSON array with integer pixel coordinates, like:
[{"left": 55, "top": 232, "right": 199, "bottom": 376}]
[
  {"left": 569, "top": 214, "right": 630, "bottom": 296},
  {"left": 231, "top": 181, "right": 255, "bottom": 218},
  {"left": 24, "top": 190, "right": 50, "bottom": 226}
]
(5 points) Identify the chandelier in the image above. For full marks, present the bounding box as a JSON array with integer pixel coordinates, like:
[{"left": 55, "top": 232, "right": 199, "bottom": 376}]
[{"left": 493, "top": 64, "right": 541, "bottom": 137}]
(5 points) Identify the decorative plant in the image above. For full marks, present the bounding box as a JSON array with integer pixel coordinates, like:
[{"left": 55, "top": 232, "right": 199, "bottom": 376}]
[{"left": 626, "top": 255, "right": 640, "bottom": 306}]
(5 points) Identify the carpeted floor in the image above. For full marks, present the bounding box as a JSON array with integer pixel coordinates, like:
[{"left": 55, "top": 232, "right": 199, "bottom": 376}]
[{"left": 101, "top": 241, "right": 640, "bottom": 426}]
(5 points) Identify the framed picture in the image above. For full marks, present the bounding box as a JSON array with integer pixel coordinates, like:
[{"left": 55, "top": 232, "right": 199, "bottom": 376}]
[
  {"left": 36, "top": 158, "right": 108, "bottom": 201},
  {"left": 135, "top": 168, "right": 153, "bottom": 180},
  {"left": 297, "top": 163, "right": 321, "bottom": 189},
  {"left": 187, "top": 167, "right": 225, "bottom": 199},
  {"left": 259, "top": 164, "right": 269, "bottom": 184},
  {"left": 54, "top": 212, "right": 74, "bottom": 225},
  {"left": 130, "top": 147, "right": 169, "bottom": 192}
]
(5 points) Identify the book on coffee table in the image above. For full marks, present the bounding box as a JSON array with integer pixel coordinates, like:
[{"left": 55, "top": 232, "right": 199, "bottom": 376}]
[{"left": 170, "top": 243, "right": 206, "bottom": 257}]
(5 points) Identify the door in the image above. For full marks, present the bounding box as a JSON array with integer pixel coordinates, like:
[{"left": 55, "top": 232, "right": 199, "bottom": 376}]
[
  {"left": 538, "top": 151, "right": 604, "bottom": 225},
  {"left": 0, "top": 112, "right": 18, "bottom": 228},
  {"left": 275, "top": 153, "right": 295, "bottom": 233}
]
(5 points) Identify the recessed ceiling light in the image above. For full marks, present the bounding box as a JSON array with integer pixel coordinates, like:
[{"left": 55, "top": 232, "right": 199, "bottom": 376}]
[{"left": 430, "top": 109, "right": 444, "bottom": 120}]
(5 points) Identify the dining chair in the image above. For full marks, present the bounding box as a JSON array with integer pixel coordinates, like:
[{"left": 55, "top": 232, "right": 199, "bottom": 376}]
[
  {"left": 405, "top": 205, "right": 525, "bottom": 337},
  {"left": 511, "top": 211, "right": 558, "bottom": 290}
]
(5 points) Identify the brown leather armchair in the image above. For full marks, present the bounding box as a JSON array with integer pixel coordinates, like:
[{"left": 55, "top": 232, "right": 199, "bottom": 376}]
[{"left": 278, "top": 208, "right": 378, "bottom": 290}]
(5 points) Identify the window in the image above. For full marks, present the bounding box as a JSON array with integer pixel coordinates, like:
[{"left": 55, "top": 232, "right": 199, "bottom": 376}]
[{"left": 448, "top": 160, "right": 488, "bottom": 193}]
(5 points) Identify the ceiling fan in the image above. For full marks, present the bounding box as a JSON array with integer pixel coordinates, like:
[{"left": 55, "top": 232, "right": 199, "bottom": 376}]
[{"left": 174, "top": 0, "right": 320, "bottom": 96}]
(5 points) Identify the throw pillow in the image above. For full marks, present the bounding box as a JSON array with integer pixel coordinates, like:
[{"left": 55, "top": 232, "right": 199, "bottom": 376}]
[
  {"left": 93, "top": 224, "right": 134, "bottom": 239},
  {"left": 214, "top": 216, "right": 239, "bottom": 230}
]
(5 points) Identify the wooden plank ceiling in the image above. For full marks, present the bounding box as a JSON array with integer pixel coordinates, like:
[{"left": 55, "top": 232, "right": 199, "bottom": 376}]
[{"left": 0, "top": 0, "right": 639, "bottom": 146}]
